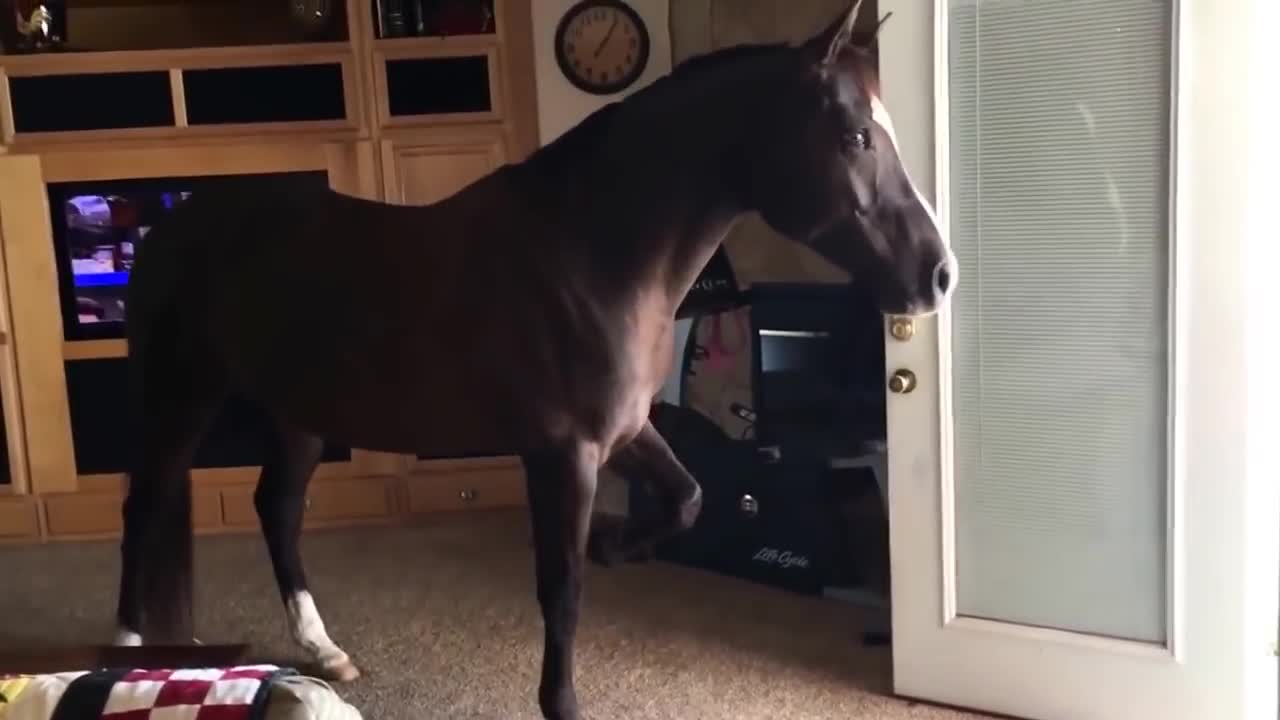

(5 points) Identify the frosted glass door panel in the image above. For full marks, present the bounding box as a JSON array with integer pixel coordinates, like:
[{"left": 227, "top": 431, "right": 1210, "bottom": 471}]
[{"left": 947, "top": 0, "right": 1173, "bottom": 643}]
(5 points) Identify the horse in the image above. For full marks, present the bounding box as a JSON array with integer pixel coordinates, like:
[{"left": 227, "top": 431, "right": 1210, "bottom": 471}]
[{"left": 111, "top": 2, "right": 955, "bottom": 718}]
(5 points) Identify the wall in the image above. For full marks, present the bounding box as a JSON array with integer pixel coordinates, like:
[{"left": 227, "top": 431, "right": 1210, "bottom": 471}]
[{"left": 531, "top": 0, "right": 672, "bottom": 145}]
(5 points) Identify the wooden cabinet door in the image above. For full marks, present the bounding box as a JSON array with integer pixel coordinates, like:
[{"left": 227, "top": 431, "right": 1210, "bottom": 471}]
[
  {"left": 380, "top": 131, "right": 506, "bottom": 206},
  {"left": 0, "top": 154, "right": 77, "bottom": 495}
]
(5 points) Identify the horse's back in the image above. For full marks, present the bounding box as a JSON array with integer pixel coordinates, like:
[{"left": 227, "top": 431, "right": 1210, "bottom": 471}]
[{"left": 142, "top": 173, "right": 568, "bottom": 455}]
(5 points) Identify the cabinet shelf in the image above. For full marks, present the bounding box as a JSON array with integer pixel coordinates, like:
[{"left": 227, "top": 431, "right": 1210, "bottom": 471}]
[
  {"left": 1, "top": 43, "right": 360, "bottom": 142},
  {"left": 372, "top": 34, "right": 498, "bottom": 55},
  {"left": 1, "top": 0, "right": 350, "bottom": 55},
  {"left": 0, "top": 42, "right": 355, "bottom": 76},
  {"left": 63, "top": 340, "right": 127, "bottom": 361}
]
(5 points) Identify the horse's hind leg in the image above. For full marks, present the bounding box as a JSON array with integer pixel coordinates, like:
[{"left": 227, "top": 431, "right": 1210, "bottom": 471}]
[
  {"left": 587, "top": 420, "right": 702, "bottom": 567},
  {"left": 255, "top": 418, "right": 360, "bottom": 682},
  {"left": 116, "top": 337, "right": 227, "bottom": 645}
]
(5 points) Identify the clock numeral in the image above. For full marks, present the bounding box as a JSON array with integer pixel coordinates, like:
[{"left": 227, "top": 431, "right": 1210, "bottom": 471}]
[{"left": 615, "top": 66, "right": 624, "bottom": 78}]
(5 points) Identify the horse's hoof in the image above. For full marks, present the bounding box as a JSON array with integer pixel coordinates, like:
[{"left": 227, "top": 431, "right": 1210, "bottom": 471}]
[
  {"left": 677, "top": 489, "right": 703, "bottom": 529},
  {"left": 322, "top": 659, "right": 362, "bottom": 683},
  {"left": 539, "top": 685, "right": 579, "bottom": 720},
  {"left": 113, "top": 629, "right": 143, "bottom": 647}
]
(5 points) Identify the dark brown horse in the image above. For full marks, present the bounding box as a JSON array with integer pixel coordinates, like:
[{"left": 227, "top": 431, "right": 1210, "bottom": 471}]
[{"left": 111, "top": 2, "right": 955, "bottom": 718}]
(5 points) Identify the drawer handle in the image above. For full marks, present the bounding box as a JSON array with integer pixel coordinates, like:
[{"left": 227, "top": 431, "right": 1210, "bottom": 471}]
[{"left": 459, "top": 489, "right": 478, "bottom": 503}]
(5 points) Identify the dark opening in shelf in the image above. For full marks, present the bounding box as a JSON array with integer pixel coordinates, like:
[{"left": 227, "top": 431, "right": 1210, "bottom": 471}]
[
  {"left": 183, "top": 64, "right": 347, "bottom": 125},
  {"left": 0, "top": 386, "right": 9, "bottom": 485},
  {"left": 372, "top": 0, "right": 496, "bottom": 40},
  {"left": 65, "top": 357, "right": 351, "bottom": 476},
  {"left": 385, "top": 55, "right": 491, "bottom": 117},
  {"left": 8, "top": 72, "right": 174, "bottom": 133}
]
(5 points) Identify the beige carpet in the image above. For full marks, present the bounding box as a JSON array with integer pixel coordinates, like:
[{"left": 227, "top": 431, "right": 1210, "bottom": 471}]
[{"left": 0, "top": 510, "right": 994, "bottom": 720}]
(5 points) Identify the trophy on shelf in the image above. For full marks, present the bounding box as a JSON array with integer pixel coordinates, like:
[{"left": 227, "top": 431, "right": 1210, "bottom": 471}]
[{"left": 1, "top": 1, "right": 66, "bottom": 53}]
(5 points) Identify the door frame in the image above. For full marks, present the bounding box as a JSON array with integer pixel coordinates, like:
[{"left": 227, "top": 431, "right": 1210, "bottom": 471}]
[{"left": 878, "top": 0, "right": 1278, "bottom": 717}]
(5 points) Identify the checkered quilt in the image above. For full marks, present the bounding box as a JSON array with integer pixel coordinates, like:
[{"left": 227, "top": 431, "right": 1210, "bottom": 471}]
[{"left": 42, "top": 665, "right": 294, "bottom": 720}]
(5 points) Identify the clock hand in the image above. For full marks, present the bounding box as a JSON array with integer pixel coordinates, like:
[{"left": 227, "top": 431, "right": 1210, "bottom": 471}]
[{"left": 594, "top": 16, "right": 619, "bottom": 57}]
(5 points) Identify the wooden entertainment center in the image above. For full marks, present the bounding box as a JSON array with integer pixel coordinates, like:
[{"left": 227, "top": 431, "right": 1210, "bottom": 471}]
[{"left": 0, "top": 0, "right": 540, "bottom": 544}]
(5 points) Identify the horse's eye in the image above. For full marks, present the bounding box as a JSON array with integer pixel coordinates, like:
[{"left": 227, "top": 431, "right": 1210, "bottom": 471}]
[{"left": 843, "top": 128, "right": 871, "bottom": 153}]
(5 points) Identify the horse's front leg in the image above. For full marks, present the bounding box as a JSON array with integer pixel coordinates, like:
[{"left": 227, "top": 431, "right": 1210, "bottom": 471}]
[
  {"left": 522, "top": 442, "right": 599, "bottom": 720},
  {"left": 588, "top": 420, "right": 702, "bottom": 567}
]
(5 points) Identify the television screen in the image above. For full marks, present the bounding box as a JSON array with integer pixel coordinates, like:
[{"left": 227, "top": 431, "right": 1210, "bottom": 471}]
[
  {"left": 48, "top": 171, "right": 329, "bottom": 341},
  {"left": 60, "top": 190, "right": 191, "bottom": 327},
  {"left": 756, "top": 328, "right": 885, "bottom": 454}
]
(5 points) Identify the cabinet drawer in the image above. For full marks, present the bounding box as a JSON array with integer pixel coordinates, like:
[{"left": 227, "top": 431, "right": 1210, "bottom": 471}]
[
  {"left": 0, "top": 498, "right": 39, "bottom": 540},
  {"left": 44, "top": 492, "right": 122, "bottom": 537},
  {"left": 192, "top": 488, "right": 223, "bottom": 530},
  {"left": 406, "top": 465, "right": 526, "bottom": 514},
  {"left": 302, "top": 478, "right": 392, "bottom": 525},
  {"left": 220, "top": 485, "right": 257, "bottom": 528},
  {"left": 221, "top": 479, "right": 393, "bottom": 529},
  {"left": 45, "top": 488, "right": 222, "bottom": 538}
]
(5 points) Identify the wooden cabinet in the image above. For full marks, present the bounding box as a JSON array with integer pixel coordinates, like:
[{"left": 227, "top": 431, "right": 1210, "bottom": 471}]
[
  {"left": 0, "top": 0, "right": 539, "bottom": 543},
  {"left": 380, "top": 129, "right": 507, "bottom": 205}
]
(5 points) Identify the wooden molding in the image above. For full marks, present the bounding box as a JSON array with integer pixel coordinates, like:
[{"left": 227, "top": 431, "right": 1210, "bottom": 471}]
[{"left": 0, "top": 155, "right": 77, "bottom": 494}]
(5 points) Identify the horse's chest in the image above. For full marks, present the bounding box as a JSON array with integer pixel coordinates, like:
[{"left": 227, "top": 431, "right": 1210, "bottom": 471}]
[{"left": 598, "top": 313, "right": 674, "bottom": 453}]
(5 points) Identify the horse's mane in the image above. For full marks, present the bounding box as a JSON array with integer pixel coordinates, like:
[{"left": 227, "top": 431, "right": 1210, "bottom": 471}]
[{"left": 522, "top": 42, "right": 791, "bottom": 176}]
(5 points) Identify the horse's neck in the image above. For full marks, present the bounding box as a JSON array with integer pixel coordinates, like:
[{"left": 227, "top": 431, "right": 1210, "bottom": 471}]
[{"left": 564, "top": 96, "right": 748, "bottom": 318}]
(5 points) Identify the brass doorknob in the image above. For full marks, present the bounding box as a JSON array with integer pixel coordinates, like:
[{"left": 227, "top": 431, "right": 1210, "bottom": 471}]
[
  {"left": 889, "top": 316, "right": 915, "bottom": 341},
  {"left": 888, "top": 369, "right": 917, "bottom": 394}
]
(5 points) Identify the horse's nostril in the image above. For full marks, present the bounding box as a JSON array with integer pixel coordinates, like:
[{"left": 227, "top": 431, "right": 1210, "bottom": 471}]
[{"left": 933, "top": 260, "right": 953, "bottom": 296}]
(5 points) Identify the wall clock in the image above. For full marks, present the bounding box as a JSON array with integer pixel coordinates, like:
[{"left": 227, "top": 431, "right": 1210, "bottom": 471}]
[{"left": 554, "top": 0, "right": 650, "bottom": 96}]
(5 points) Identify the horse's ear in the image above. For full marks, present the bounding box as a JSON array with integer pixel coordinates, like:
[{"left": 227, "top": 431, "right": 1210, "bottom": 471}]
[
  {"left": 804, "top": 0, "right": 865, "bottom": 67},
  {"left": 850, "top": 11, "right": 893, "bottom": 52}
]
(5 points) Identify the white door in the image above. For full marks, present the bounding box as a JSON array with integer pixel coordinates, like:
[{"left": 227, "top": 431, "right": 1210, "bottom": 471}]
[{"left": 879, "top": 1, "right": 1278, "bottom": 719}]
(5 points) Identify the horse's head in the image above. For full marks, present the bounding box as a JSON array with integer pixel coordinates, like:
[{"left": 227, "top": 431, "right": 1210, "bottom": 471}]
[{"left": 737, "top": 0, "right": 956, "bottom": 317}]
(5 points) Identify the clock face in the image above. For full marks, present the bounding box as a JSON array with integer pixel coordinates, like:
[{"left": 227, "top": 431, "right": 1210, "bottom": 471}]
[{"left": 555, "top": 1, "right": 650, "bottom": 95}]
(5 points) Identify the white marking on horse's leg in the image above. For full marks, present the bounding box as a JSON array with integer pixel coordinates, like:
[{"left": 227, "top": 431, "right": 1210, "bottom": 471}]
[
  {"left": 114, "top": 628, "right": 143, "bottom": 647},
  {"left": 287, "top": 590, "right": 360, "bottom": 681}
]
